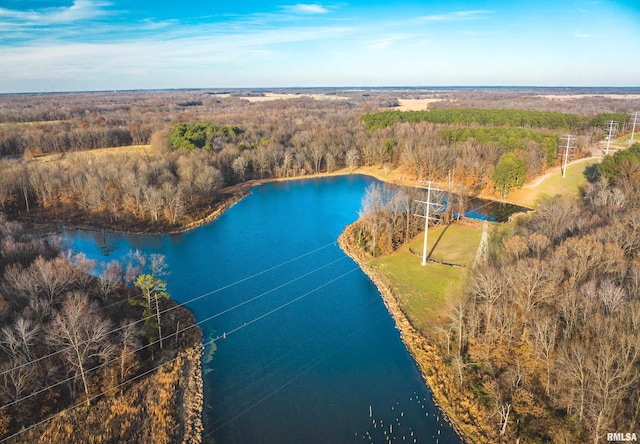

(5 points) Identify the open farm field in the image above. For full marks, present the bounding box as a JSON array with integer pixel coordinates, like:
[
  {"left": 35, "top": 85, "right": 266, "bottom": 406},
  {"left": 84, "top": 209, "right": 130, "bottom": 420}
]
[
  {"left": 393, "top": 98, "right": 444, "bottom": 111},
  {"left": 240, "top": 93, "right": 349, "bottom": 102},
  {"left": 34, "top": 144, "right": 151, "bottom": 162}
]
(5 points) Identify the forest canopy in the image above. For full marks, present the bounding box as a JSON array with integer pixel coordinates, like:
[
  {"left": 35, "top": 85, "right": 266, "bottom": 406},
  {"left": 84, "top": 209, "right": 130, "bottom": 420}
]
[
  {"left": 362, "top": 108, "right": 628, "bottom": 132},
  {"left": 598, "top": 142, "right": 640, "bottom": 182},
  {"left": 438, "top": 127, "right": 560, "bottom": 166},
  {"left": 168, "top": 122, "right": 242, "bottom": 151}
]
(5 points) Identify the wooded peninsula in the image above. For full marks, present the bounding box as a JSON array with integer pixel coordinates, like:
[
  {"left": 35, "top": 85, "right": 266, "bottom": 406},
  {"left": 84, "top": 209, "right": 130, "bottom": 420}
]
[{"left": 1, "top": 87, "right": 639, "bottom": 443}]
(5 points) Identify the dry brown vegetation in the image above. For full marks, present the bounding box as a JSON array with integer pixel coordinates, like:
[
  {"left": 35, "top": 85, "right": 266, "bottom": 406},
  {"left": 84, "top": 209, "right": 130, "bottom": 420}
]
[
  {"left": 0, "top": 217, "right": 202, "bottom": 442},
  {"left": 5, "top": 344, "right": 203, "bottom": 444},
  {"left": 2, "top": 89, "right": 636, "bottom": 234},
  {"left": 342, "top": 147, "right": 640, "bottom": 442}
]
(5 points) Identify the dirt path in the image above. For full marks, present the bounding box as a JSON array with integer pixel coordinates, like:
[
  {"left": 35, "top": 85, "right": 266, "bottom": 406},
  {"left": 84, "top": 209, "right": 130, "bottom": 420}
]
[{"left": 523, "top": 156, "right": 601, "bottom": 188}]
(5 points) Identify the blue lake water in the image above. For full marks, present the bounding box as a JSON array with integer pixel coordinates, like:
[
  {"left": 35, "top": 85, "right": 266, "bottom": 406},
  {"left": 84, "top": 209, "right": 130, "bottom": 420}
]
[{"left": 62, "top": 175, "right": 462, "bottom": 444}]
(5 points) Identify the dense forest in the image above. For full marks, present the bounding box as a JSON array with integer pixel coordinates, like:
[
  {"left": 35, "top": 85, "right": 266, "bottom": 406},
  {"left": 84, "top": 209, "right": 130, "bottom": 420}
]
[
  {"left": 361, "top": 108, "right": 630, "bottom": 131},
  {"left": 1, "top": 89, "right": 636, "bottom": 232},
  {"left": 0, "top": 217, "right": 202, "bottom": 442},
  {"left": 347, "top": 143, "right": 640, "bottom": 442}
]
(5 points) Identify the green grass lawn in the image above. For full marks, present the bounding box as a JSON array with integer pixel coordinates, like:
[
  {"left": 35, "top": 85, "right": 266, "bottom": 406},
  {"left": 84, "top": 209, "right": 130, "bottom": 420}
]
[
  {"left": 371, "top": 223, "right": 482, "bottom": 333},
  {"left": 508, "top": 158, "right": 598, "bottom": 208},
  {"left": 616, "top": 134, "right": 639, "bottom": 145}
]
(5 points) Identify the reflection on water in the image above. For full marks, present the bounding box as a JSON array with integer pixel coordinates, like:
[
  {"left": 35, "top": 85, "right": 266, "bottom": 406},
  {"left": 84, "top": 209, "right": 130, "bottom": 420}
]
[{"left": 61, "top": 175, "right": 513, "bottom": 444}]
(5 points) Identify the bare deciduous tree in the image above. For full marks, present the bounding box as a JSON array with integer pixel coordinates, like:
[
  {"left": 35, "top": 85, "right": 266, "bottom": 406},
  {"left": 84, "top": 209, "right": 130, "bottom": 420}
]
[{"left": 46, "top": 292, "right": 114, "bottom": 406}]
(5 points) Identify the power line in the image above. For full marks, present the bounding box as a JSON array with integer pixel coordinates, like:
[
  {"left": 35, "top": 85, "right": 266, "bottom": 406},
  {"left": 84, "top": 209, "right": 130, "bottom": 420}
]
[
  {"left": 91, "top": 240, "right": 338, "bottom": 313},
  {"left": 0, "top": 264, "right": 361, "bottom": 443},
  {"left": 205, "top": 291, "right": 385, "bottom": 418},
  {"left": 0, "top": 255, "right": 350, "bottom": 411},
  {"left": 204, "top": 311, "right": 388, "bottom": 440},
  {"left": 0, "top": 241, "right": 338, "bottom": 379}
]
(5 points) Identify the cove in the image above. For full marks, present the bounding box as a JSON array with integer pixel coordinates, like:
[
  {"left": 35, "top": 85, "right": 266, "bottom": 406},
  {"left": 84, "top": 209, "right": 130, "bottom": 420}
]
[{"left": 62, "top": 175, "right": 468, "bottom": 444}]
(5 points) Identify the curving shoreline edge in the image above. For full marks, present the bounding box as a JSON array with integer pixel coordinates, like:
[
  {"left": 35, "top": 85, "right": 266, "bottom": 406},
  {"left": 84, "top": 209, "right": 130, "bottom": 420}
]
[{"left": 338, "top": 222, "right": 485, "bottom": 443}]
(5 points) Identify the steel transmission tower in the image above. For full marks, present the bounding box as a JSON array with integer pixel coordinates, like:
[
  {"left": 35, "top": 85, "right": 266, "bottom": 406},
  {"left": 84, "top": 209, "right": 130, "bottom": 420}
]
[
  {"left": 414, "top": 181, "right": 445, "bottom": 266},
  {"left": 630, "top": 112, "right": 638, "bottom": 144}
]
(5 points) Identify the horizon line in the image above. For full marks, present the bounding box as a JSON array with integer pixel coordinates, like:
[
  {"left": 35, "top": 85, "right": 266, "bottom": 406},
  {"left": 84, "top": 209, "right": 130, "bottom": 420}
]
[{"left": 2, "top": 85, "right": 640, "bottom": 96}]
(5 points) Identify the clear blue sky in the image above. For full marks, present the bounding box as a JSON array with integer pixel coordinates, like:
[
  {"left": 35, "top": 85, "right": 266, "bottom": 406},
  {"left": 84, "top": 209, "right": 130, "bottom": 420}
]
[{"left": 0, "top": 0, "right": 638, "bottom": 92}]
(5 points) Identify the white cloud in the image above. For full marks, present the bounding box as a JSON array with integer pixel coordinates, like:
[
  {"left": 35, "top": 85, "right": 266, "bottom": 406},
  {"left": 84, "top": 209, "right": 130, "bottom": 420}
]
[
  {"left": 0, "top": 23, "right": 354, "bottom": 81},
  {"left": 285, "top": 4, "right": 329, "bottom": 14},
  {"left": 367, "top": 34, "right": 409, "bottom": 50},
  {"left": 0, "top": 0, "right": 111, "bottom": 26},
  {"left": 420, "top": 10, "right": 492, "bottom": 22}
]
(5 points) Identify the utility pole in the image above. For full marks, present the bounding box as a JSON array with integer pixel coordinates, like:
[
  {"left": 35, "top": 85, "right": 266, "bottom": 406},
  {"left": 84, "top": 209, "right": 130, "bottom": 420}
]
[
  {"left": 630, "top": 112, "right": 638, "bottom": 144},
  {"left": 414, "top": 181, "right": 445, "bottom": 266},
  {"left": 604, "top": 120, "right": 618, "bottom": 155},
  {"left": 559, "top": 135, "right": 576, "bottom": 178},
  {"left": 474, "top": 221, "right": 489, "bottom": 267}
]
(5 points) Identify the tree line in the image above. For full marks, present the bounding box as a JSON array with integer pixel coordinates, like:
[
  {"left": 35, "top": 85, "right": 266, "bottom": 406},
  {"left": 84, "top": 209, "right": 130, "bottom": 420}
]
[
  {"left": 0, "top": 91, "right": 633, "bottom": 231},
  {"left": 0, "top": 149, "right": 225, "bottom": 229},
  {"left": 362, "top": 108, "right": 631, "bottom": 132}
]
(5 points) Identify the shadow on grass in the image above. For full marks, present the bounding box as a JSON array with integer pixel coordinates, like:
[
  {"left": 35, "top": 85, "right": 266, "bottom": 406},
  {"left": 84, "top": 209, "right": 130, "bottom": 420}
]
[
  {"left": 407, "top": 221, "right": 466, "bottom": 267},
  {"left": 427, "top": 221, "right": 452, "bottom": 260}
]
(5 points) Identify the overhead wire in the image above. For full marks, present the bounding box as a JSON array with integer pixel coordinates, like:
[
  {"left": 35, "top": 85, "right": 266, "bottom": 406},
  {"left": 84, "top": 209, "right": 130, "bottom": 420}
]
[
  {"left": 0, "top": 241, "right": 339, "bottom": 378},
  {"left": 204, "top": 289, "right": 387, "bottom": 419},
  {"left": 203, "top": 309, "right": 388, "bottom": 439},
  {"left": 0, "top": 260, "right": 362, "bottom": 443},
  {"left": 89, "top": 240, "right": 338, "bottom": 314},
  {"left": 0, "top": 254, "right": 351, "bottom": 411}
]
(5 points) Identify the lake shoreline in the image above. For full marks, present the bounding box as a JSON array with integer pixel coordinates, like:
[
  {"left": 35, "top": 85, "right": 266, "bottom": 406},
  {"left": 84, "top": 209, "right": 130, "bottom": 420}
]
[
  {"left": 19, "top": 169, "right": 507, "bottom": 443},
  {"left": 338, "top": 222, "right": 485, "bottom": 444},
  {"left": 18, "top": 165, "right": 532, "bottom": 239}
]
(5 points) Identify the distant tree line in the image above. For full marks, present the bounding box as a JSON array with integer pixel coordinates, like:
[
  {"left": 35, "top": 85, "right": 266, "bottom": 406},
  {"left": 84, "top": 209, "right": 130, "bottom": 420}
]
[
  {"left": 0, "top": 91, "right": 634, "bottom": 230},
  {"left": 0, "top": 125, "right": 144, "bottom": 157},
  {"left": 362, "top": 108, "right": 630, "bottom": 132}
]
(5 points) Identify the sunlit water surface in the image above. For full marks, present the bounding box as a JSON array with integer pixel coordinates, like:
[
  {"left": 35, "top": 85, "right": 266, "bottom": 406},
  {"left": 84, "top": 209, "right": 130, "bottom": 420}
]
[{"left": 63, "top": 175, "right": 467, "bottom": 443}]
